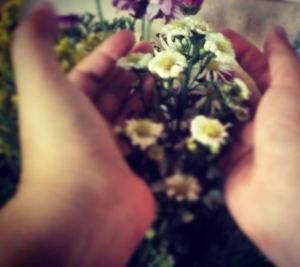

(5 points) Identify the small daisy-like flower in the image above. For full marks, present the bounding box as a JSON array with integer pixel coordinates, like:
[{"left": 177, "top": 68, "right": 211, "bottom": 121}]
[
  {"left": 153, "top": 173, "right": 202, "bottom": 202},
  {"left": 125, "top": 119, "right": 164, "bottom": 150},
  {"left": 148, "top": 50, "right": 187, "bottom": 79},
  {"left": 159, "top": 18, "right": 212, "bottom": 53},
  {"left": 190, "top": 115, "right": 230, "bottom": 154},
  {"left": 232, "top": 78, "right": 250, "bottom": 100},
  {"left": 117, "top": 53, "right": 153, "bottom": 71},
  {"left": 161, "top": 17, "right": 211, "bottom": 36},
  {"left": 181, "top": 211, "right": 195, "bottom": 223},
  {"left": 204, "top": 32, "right": 235, "bottom": 60},
  {"left": 197, "top": 57, "right": 234, "bottom": 81},
  {"left": 187, "top": 17, "right": 212, "bottom": 35},
  {"left": 159, "top": 20, "right": 191, "bottom": 53}
]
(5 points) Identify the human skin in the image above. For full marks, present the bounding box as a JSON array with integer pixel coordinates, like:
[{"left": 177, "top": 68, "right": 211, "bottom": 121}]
[{"left": 1, "top": 3, "right": 300, "bottom": 267}]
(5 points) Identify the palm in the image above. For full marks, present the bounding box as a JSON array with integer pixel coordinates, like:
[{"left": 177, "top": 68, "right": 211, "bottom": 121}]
[{"left": 223, "top": 29, "right": 300, "bottom": 266}]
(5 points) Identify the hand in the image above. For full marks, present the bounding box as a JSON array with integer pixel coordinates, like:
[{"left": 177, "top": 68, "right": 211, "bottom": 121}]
[
  {"left": 223, "top": 27, "right": 300, "bottom": 266},
  {"left": 0, "top": 4, "right": 154, "bottom": 267}
]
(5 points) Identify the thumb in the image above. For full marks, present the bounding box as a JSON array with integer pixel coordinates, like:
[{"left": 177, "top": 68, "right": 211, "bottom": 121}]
[
  {"left": 13, "top": 3, "right": 63, "bottom": 87},
  {"left": 264, "top": 26, "right": 300, "bottom": 89},
  {"left": 13, "top": 4, "right": 122, "bottom": 177}
]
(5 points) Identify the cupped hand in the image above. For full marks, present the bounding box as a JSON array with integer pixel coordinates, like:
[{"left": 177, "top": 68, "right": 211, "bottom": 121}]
[
  {"left": 0, "top": 4, "right": 154, "bottom": 267},
  {"left": 223, "top": 28, "right": 300, "bottom": 266}
]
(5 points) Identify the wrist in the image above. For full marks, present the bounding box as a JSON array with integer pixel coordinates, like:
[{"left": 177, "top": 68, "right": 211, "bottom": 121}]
[{"left": 0, "top": 173, "right": 155, "bottom": 267}]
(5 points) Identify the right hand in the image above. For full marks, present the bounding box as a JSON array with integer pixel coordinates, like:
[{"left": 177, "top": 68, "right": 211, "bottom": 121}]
[{"left": 223, "top": 27, "right": 300, "bottom": 267}]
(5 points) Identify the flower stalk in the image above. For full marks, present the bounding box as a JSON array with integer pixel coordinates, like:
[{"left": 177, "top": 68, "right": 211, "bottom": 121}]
[{"left": 95, "top": 0, "right": 108, "bottom": 33}]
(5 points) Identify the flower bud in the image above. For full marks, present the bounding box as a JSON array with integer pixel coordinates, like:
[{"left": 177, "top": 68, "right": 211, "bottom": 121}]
[{"left": 180, "top": 0, "right": 204, "bottom": 15}]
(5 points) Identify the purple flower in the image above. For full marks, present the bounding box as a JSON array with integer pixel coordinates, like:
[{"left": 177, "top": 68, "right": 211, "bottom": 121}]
[
  {"left": 146, "top": 0, "right": 183, "bottom": 22},
  {"left": 179, "top": 0, "right": 204, "bottom": 15},
  {"left": 57, "top": 15, "right": 81, "bottom": 28},
  {"left": 112, "top": 0, "right": 149, "bottom": 18}
]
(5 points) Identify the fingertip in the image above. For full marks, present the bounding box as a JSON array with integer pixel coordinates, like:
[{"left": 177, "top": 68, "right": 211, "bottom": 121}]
[
  {"left": 100, "top": 30, "right": 136, "bottom": 60},
  {"left": 113, "top": 30, "right": 136, "bottom": 45},
  {"left": 264, "top": 26, "right": 292, "bottom": 54},
  {"left": 16, "top": 2, "right": 57, "bottom": 39},
  {"left": 132, "top": 41, "right": 153, "bottom": 53}
]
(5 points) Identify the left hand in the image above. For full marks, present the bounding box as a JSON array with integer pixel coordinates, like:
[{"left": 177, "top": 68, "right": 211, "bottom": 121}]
[{"left": 0, "top": 4, "right": 154, "bottom": 267}]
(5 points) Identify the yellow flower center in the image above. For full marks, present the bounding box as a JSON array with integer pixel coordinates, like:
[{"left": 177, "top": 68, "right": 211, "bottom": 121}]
[
  {"left": 216, "top": 40, "right": 231, "bottom": 53},
  {"left": 134, "top": 122, "right": 152, "bottom": 137},
  {"left": 203, "top": 123, "right": 222, "bottom": 138},
  {"left": 170, "top": 181, "right": 190, "bottom": 195},
  {"left": 206, "top": 60, "right": 220, "bottom": 71},
  {"left": 158, "top": 57, "right": 176, "bottom": 71}
]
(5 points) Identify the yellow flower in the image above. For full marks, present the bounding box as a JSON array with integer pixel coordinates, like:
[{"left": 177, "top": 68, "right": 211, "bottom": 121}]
[
  {"left": 191, "top": 115, "right": 230, "bottom": 154},
  {"left": 145, "top": 228, "right": 156, "bottom": 239},
  {"left": 153, "top": 173, "right": 202, "bottom": 202},
  {"left": 181, "top": 212, "right": 195, "bottom": 223},
  {"left": 186, "top": 138, "right": 198, "bottom": 152},
  {"left": 233, "top": 78, "right": 250, "bottom": 100},
  {"left": 55, "top": 37, "right": 72, "bottom": 54},
  {"left": 125, "top": 119, "right": 164, "bottom": 150}
]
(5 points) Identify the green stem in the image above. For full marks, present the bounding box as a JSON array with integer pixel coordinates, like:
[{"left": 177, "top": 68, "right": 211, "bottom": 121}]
[
  {"left": 95, "top": 0, "right": 108, "bottom": 33},
  {"left": 176, "top": 66, "right": 192, "bottom": 132},
  {"left": 146, "top": 19, "right": 152, "bottom": 40},
  {"left": 141, "top": 17, "right": 146, "bottom": 40}
]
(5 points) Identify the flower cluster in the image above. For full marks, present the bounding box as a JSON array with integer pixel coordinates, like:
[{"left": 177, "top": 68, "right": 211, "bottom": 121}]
[{"left": 116, "top": 16, "right": 251, "bottom": 265}]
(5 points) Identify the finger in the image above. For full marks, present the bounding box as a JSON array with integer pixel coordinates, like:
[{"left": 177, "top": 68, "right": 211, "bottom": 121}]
[
  {"left": 13, "top": 4, "right": 122, "bottom": 175},
  {"left": 264, "top": 26, "right": 300, "bottom": 90},
  {"left": 222, "top": 29, "right": 270, "bottom": 93},
  {"left": 68, "top": 30, "right": 136, "bottom": 98},
  {"left": 96, "top": 41, "right": 153, "bottom": 121}
]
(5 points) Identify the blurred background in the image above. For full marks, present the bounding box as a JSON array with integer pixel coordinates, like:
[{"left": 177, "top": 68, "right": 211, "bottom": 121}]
[{"left": 21, "top": 0, "right": 300, "bottom": 47}]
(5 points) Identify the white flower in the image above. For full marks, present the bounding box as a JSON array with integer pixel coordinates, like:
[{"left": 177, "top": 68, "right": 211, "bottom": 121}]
[
  {"left": 161, "top": 17, "right": 212, "bottom": 37},
  {"left": 117, "top": 52, "right": 153, "bottom": 71},
  {"left": 204, "top": 32, "right": 235, "bottom": 60},
  {"left": 125, "top": 119, "right": 164, "bottom": 150},
  {"left": 186, "top": 17, "right": 212, "bottom": 35},
  {"left": 148, "top": 50, "right": 187, "bottom": 79},
  {"left": 197, "top": 57, "right": 234, "bottom": 81},
  {"left": 160, "top": 18, "right": 191, "bottom": 37},
  {"left": 233, "top": 78, "right": 250, "bottom": 100},
  {"left": 153, "top": 173, "right": 202, "bottom": 202},
  {"left": 190, "top": 115, "right": 230, "bottom": 154},
  {"left": 159, "top": 18, "right": 212, "bottom": 52}
]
